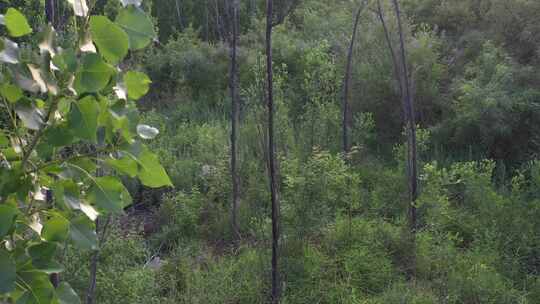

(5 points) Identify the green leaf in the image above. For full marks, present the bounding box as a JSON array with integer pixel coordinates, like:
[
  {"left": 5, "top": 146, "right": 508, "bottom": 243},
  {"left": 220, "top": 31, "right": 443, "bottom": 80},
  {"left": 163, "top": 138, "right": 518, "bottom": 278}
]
[
  {"left": 69, "top": 216, "right": 97, "bottom": 250},
  {"left": 1, "top": 83, "right": 23, "bottom": 103},
  {"left": 57, "top": 282, "right": 81, "bottom": 304},
  {"left": 52, "top": 49, "right": 77, "bottom": 73},
  {"left": 116, "top": 6, "right": 156, "bottom": 50},
  {"left": 106, "top": 156, "right": 138, "bottom": 177},
  {"left": 27, "top": 242, "right": 58, "bottom": 269},
  {"left": 89, "top": 16, "right": 129, "bottom": 64},
  {"left": 42, "top": 215, "right": 69, "bottom": 243},
  {"left": 136, "top": 148, "right": 173, "bottom": 188},
  {"left": 0, "top": 130, "right": 8, "bottom": 146},
  {"left": 0, "top": 249, "right": 15, "bottom": 293},
  {"left": 124, "top": 71, "right": 151, "bottom": 99},
  {"left": 69, "top": 96, "right": 99, "bottom": 143},
  {"left": 17, "top": 271, "right": 57, "bottom": 303},
  {"left": 74, "top": 53, "right": 113, "bottom": 94},
  {"left": 5, "top": 8, "right": 32, "bottom": 37},
  {"left": 88, "top": 176, "right": 131, "bottom": 214},
  {"left": 0, "top": 204, "right": 17, "bottom": 238},
  {"left": 44, "top": 123, "right": 74, "bottom": 147}
]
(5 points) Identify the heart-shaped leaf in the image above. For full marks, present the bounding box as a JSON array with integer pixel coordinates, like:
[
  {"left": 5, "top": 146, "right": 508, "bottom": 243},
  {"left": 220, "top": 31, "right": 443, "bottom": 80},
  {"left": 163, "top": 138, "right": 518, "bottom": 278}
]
[
  {"left": 90, "top": 16, "right": 129, "bottom": 64},
  {"left": 5, "top": 8, "right": 32, "bottom": 37},
  {"left": 116, "top": 6, "right": 156, "bottom": 50}
]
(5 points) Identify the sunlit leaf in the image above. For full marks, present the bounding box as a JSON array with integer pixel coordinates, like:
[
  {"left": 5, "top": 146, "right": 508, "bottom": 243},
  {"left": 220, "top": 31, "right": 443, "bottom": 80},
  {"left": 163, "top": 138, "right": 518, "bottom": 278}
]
[
  {"left": 0, "top": 83, "right": 23, "bottom": 103},
  {"left": 68, "top": 0, "right": 89, "bottom": 17},
  {"left": 89, "top": 16, "right": 129, "bottom": 64},
  {"left": 5, "top": 8, "right": 32, "bottom": 37},
  {"left": 27, "top": 64, "right": 48, "bottom": 94},
  {"left": 42, "top": 215, "right": 69, "bottom": 242},
  {"left": 80, "top": 31, "right": 96, "bottom": 53},
  {"left": 132, "top": 147, "right": 172, "bottom": 188},
  {"left": 136, "top": 124, "right": 159, "bottom": 139},
  {"left": 124, "top": 71, "right": 151, "bottom": 99},
  {"left": 0, "top": 38, "right": 19, "bottom": 64},
  {"left": 39, "top": 25, "right": 57, "bottom": 56},
  {"left": 120, "top": 0, "right": 142, "bottom": 7},
  {"left": 116, "top": 6, "right": 156, "bottom": 50},
  {"left": 106, "top": 155, "right": 138, "bottom": 177},
  {"left": 15, "top": 102, "right": 44, "bottom": 130}
]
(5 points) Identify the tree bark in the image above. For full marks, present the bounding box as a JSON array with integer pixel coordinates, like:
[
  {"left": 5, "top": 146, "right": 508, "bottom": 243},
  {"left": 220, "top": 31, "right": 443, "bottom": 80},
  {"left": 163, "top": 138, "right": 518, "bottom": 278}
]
[
  {"left": 342, "top": 2, "right": 366, "bottom": 153},
  {"left": 391, "top": 0, "right": 418, "bottom": 234},
  {"left": 86, "top": 216, "right": 111, "bottom": 304},
  {"left": 229, "top": 0, "right": 241, "bottom": 240},
  {"left": 45, "top": 0, "right": 55, "bottom": 27},
  {"left": 266, "top": 0, "right": 280, "bottom": 302},
  {"left": 174, "top": 0, "right": 184, "bottom": 31},
  {"left": 376, "top": 0, "right": 404, "bottom": 111}
]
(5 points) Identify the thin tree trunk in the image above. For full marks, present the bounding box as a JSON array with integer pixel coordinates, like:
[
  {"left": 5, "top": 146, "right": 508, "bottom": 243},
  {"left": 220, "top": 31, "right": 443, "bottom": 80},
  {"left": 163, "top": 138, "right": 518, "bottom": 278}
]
[
  {"left": 376, "top": 0, "right": 404, "bottom": 111},
  {"left": 45, "top": 0, "right": 55, "bottom": 27},
  {"left": 215, "top": 0, "right": 224, "bottom": 40},
  {"left": 342, "top": 2, "right": 366, "bottom": 153},
  {"left": 229, "top": 0, "right": 241, "bottom": 240},
  {"left": 266, "top": 0, "right": 280, "bottom": 302},
  {"left": 391, "top": 0, "right": 418, "bottom": 233},
  {"left": 174, "top": 0, "right": 183, "bottom": 30},
  {"left": 86, "top": 216, "right": 112, "bottom": 304}
]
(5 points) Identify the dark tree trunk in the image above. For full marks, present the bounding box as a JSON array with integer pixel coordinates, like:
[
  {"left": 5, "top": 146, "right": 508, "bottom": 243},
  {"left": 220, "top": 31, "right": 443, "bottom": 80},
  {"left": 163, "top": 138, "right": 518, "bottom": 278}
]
[
  {"left": 174, "top": 0, "right": 183, "bottom": 30},
  {"left": 45, "top": 0, "right": 55, "bottom": 26},
  {"left": 229, "top": 0, "right": 241, "bottom": 240},
  {"left": 266, "top": 0, "right": 280, "bottom": 302},
  {"left": 342, "top": 2, "right": 366, "bottom": 153},
  {"left": 376, "top": 0, "right": 404, "bottom": 111},
  {"left": 391, "top": 0, "right": 418, "bottom": 234},
  {"left": 86, "top": 216, "right": 111, "bottom": 304}
]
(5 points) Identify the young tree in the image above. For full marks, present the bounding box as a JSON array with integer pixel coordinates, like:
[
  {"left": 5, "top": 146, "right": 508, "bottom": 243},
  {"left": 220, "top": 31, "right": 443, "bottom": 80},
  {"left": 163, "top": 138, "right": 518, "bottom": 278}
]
[
  {"left": 229, "top": 0, "right": 241, "bottom": 239},
  {"left": 265, "top": 1, "right": 300, "bottom": 302},
  {"left": 375, "top": 0, "right": 418, "bottom": 234},
  {"left": 391, "top": 0, "right": 418, "bottom": 234},
  {"left": 342, "top": 1, "right": 367, "bottom": 153},
  {"left": 265, "top": 0, "right": 280, "bottom": 301},
  {"left": 0, "top": 2, "right": 171, "bottom": 303}
]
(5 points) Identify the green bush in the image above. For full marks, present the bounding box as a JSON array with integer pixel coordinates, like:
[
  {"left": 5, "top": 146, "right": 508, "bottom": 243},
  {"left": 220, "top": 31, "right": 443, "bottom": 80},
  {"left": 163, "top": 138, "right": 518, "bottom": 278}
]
[
  {"left": 367, "top": 282, "right": 439, "bottom": 304},
  {"left": 343, "top": 245, "right": 397, "bottom": 295},
  {"left": 63, "top": 226, "right": 163, "bottom": 304}
]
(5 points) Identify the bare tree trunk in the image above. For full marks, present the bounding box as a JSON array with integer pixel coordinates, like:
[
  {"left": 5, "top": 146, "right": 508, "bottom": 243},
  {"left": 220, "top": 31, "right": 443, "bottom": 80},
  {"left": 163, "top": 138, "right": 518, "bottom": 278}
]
[
  {"left": 229, "top": 0, "right": 241, "bottom": 240},
  {"left": 375, "top": 0, "right": 404, "bottom": 111},
  {"left": 342, "top": 2, "right": 366, "bottom": 153},
  {"left": 391, "top": 0, "right": 418, "bottom": 234},
  {"left": 174, "top": 0, "right": 184, "bottom": 30},
  {"left": 376, "top": 0, "right": 418, "bottom": 277},
  {"left": 266, "top": 0, "right": 280, "bottom": 302},
  {"left": 45, "top": 0, "right": 55, "bottom": 27},
  {"left": 215, "top": 0, "right": 224, "bottom": 40},
  {"left": 86, "top": 216, "right": 111, "bottom": 304}
]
